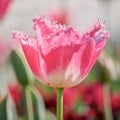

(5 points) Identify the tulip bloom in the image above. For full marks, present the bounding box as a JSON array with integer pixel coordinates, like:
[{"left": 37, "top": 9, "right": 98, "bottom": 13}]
[
  {"left": 0, "top": 0, "right": 12, "bottom": 20},
  {"left": 48, "top": 10, "right": 68, "bottom": 25},
  {"left": 12, "top": 17, "right": 109, "bottom": 88}
]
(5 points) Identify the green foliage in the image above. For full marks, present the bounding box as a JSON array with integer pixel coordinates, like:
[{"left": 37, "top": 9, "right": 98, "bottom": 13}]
[
  {"left": 74, "top": 100, "right": 89, "bottom": 115},
  {"left": 0, "top": 96, "right": 17, "bottom": 120},
  {"left": 16, "top": 86, "right": 46, "bottom": 120},
  {"left": 10, "top": 50, "right": 29, "bottom": 87},
  {"left": 31, "top": 87, "right": 46, "bottom": 120},
  {"left": 46, "top": 110, "right": 56, "bottom": 120},
  {"left": 110, "top": 79, "right": 120, "bottom": 92},
  {"left": 0, "top": 98, "right": 7, "bottom": 120},
  {"left": 9, "top": 50, "right": 54, "bottom": 120}
]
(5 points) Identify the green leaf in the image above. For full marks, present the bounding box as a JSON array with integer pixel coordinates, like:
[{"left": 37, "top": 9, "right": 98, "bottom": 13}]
[
  {"left": 110, "top": 79, "right": 120, "bottom": 92},
  {"left": 22, "top": 86, "right": 46, "bottom": 120},
  {"left": 0, "top": 98, "right": 7, "bottom": 120},
  {"left": 46, "top": 110, "right": 56, "bottom": 120},
  {"left": 7, "top": 96, "right": 18, "bottom": 120},
  {"left": 74, "top": 100, "right": 89, "bottom": 115},
  {"left": 0, "top": 96, "right": 17, "bottom": 120},
  {"left": 10, "top": 50, "right": 29, "bottom": 87},
  {"left": 31, "top": 87, "right": 46, "bottom": 120}
]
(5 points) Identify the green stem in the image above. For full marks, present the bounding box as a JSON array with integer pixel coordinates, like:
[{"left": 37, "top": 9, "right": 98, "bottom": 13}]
[
  {"left": 103, "top": 83, "right": 113, "bottom": 120},
  {"left": 25, "top": 86, "right": 34, "bottom": 120},
  {"left": 57, "top": 88, "right": 64, "bottom": 120}
]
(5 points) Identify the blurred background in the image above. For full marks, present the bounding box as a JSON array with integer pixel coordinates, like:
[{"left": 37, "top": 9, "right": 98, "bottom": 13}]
[
  {"left": 0, "top": 0, "right": 120, "bottom": 120},
  {"left": 0, "top": 0, "right": 120, "bottom": 43}
]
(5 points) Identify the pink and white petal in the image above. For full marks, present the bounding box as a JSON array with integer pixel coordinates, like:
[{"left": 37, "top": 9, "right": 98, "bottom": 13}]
[
  {"left": 79, "top": 38, "right": 95, "bottom": 77},
  {"left": 12, "top": 32, "right": 41, "bottom": 77},
  {"left": 41, "top": 28, "right": 81, "bottom": 74},
  {"left": 64, "top": 37, "right": 95, "bottom": 84},
  {"left": 84, "top": 35, "right": 108, "bottom": 76},
  {"left": 79, "top": 23, "right": 109, "bottom": 77},
  {"left": 41, "top": 45, "right": 78, "bottom": 74},
  {"left": 21, "top": 43, "right": 41, "bottom": 77},
  {"left": 93, "top": 30, "right": 109, "bottom": 49},
  {"left": 82, "top": 31, "right": 109, "bottom": 77},
  {"left": 51, "top": 27, "right": 81, "bottom": 47},
  {"left": 33, "top": 17, "right": 52, "bottom": 38}
]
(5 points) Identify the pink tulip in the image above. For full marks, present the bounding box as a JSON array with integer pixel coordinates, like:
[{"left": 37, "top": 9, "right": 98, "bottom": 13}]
[
  {"left": 48, "top": 10, "right": 68, "bottom": 25},
  {"left": 9, "top": 83, "right": 22, "bottom": 105},
  {"left": 0, "top": 0, "right": 12, "bottom": 20},
  {"left": 12, "top": 17, "right": 109, "bottom": 88}
]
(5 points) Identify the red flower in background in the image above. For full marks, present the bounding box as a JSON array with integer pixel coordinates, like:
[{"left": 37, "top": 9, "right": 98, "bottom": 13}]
[
  {"left": 64, "top": 88, "right": 77, "bottom": 108},
  {"left": 9, "top": 83, "right": 26, "bottom": 116},
  {"left": 9, "top": 81, "right": 120, "bottom": 120},
  {"left": 0, "top": 0, "right": 12, "bottom": 20},
  {"left": 75, "top": 82, "right": 120, "bottom": 120},
  {"left": 9, "top": 83, "right": 22, "bottom": 105},
  {"left": 81, "top": 82, "right": 103, "bottom": 111},
  {"left": 13, "top": 17, "right": 109, "bottom": 88},
  {"left": 111, "top": 93, "right": 120, "bottom": 111},
  {"left": 48, "top": 10, "right": 68, "bottom": 25}
]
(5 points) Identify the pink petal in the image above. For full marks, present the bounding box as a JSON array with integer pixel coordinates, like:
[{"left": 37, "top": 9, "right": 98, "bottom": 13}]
[
  {"left": 12, "top": 18, "right": 110, "bottom": 88},
  {"left": 80, "top": 21, "right": 109, "bottom": 77},
  {"left": 40, "top": 27, "right": 81, "bottom": 74},
  {"left": 42, "top": 45, "right": 80, "bottom": 74},
  {"left": 85, "top": 35, "right": 108, "bottom": 76},
  {"left": 22, "top": 43, "right": 41, "bottom": 77},
  {"left": 0, "top": 0, "right": 12, "bottom": 20},
  {"left": 12, "top": 32, "right": 41, "bottom": 77},
  {"left": 67, "top": 36, "right": 95, "bottom": 79},
  {"left": 80, "top": 38, "right": 95, "bottom": 77}
]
